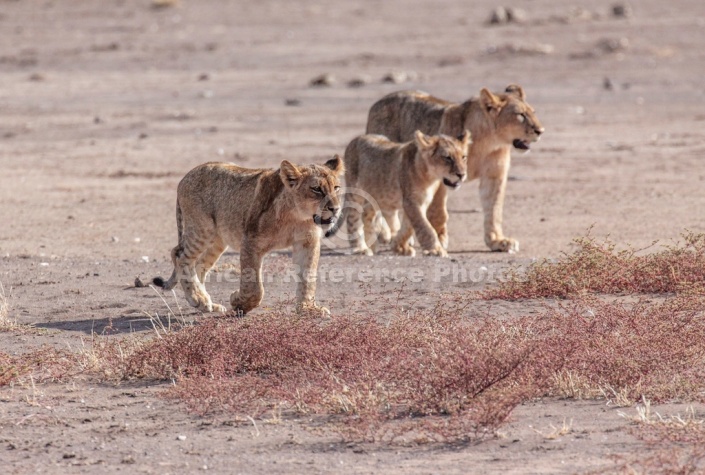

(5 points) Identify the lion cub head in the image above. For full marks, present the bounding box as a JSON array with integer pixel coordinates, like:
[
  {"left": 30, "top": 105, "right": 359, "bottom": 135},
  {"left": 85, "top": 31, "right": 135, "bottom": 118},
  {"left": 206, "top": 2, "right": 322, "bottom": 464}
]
[
  {"left": 414, "top": 130, "right": 470, "bottom": 189},
  {"left": 279, "top": 156, "right": 345, "bottom": 228},
  {"left": 480, "top": 84, "right": 544, "bottom": 151}
]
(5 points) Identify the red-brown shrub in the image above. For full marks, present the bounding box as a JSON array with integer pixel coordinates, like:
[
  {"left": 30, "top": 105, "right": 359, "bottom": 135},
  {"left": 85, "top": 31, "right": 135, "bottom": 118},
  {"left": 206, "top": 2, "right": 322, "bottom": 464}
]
[
  {"left": 0, "top": 347, "right": 78, "bottom": 387},
  {"left": 617, "top": 422, "right": 705, "bottom": 474},
  {"left": 106, "top": 306, "right": 560, "bottom": 440},
  {"left": 544, "top": 295, "right": 705, "bottom": 403},
  {"left": 93, "top": 291, "right": 705, "bottom": 441},
  {"left": 486, "top": 232, "right": 705, "bottom": 300}
]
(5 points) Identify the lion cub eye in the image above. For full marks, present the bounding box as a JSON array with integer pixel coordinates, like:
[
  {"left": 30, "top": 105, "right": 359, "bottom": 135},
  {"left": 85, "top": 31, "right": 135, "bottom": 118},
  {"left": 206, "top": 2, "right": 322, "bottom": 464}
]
[
  {"left": 517, "top": 113, "right": 526, "bottom": 123},
  {"left": 442, "top": 155, "right": 453, "bottom": 163},
  {"left": 311, "top": 186, "right": 323, "bottom": 195},
  {"left": 462, "top": 155, "right": 467, "bottom": 161},
  {"left": 334, "top": 186, "right": 341, "bottom": 193}
]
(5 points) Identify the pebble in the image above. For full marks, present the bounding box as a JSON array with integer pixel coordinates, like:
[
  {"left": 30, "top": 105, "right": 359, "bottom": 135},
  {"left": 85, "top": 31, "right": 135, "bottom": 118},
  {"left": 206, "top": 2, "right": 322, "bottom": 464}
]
[
  {"left": 309, "top": 73, "right": 335, "bottom": 87},
  {"left": 612, "top": 3, "right": 632, "bottom": 18},
  {"left": 176, "top": 435, "right": 187, "bottom": 441},
  {"left": 596, "top": 37, "right": 629, "bottom": 54},
  {"left": 141, "top": 256, "right": 150, "bottom": 263},
  {"left": 381, "top": 70, "right": 416, "bottom": 84},
  {"left": 488, "top": 7, "right": 528, "bottom": 25},
  {"left": 347, "top": 75, "right": 371, "bottom": 88}
]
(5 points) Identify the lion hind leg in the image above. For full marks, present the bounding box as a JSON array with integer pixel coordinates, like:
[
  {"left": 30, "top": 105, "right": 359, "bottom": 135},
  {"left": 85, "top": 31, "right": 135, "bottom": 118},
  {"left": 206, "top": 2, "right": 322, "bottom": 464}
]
[
  {"left": 347, "top": 194, "right": 373, "bottom": 255},
  {"left": 174, "top": 220, "right": 220, "bottom": 312},
  {"left": 195, "top": 238, "right": 227, "bottom": 312}
]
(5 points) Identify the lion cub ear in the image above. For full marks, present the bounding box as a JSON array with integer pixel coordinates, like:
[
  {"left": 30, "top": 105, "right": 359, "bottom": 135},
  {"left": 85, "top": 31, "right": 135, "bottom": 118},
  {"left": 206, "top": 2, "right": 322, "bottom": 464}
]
[
  {"left": 324, "top": 154, "right": 345, "bottom": 176},
  {"left": 414, "top": 130, "right": 436, "bottom": 150},
  {"left": 457, "top": 130, "right": 472, "bottom": 145},
  {"left": 505, "top": 84, "right": 526, "bottom": 100},
  {"left": 280, "top": 160, "right": 302, "bottom": 188},
  {"left": 480, "top": 88, "right": 502, "bottom": 114}
]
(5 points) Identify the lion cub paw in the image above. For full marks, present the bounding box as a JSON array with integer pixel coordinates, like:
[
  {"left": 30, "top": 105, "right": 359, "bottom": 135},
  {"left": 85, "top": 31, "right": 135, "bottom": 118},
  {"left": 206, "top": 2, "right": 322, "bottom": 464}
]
[
  {"left": 296, "top": 302, "right": 331, "bottom": 317},
  {"left": 489, "top": 238, "right": 519, "bottom": 254},
  {"left": 423, "top": 245, "right": 448, "bottom": 258},
  {"left": 229, "top": 290, "right": 258, "bottom": 315},
  {"left": 211, "top": 303, "right": 227, "bottom": 313},
  {"left": 392, "top": 243, "right": 416, "bottom": 257},
  {"left": 351, "top": 246, "right": 374, "bottom": 256}
]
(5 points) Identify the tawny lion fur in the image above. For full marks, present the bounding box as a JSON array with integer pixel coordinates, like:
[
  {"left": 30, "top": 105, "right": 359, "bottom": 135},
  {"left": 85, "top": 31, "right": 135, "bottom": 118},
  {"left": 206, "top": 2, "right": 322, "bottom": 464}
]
[
  {"left": 341, "top": 130, "right": 470, "bottom": 257},
  {"left": 366, "top": 84, "right": 544, "bottom": 252},
  {"left": 154, "top": 156, "right": 344, "bottom": 316}
]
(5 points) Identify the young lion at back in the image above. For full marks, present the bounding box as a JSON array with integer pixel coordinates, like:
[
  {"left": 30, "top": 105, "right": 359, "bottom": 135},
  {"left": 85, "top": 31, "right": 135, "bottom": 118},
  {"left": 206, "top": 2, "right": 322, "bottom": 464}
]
[
  {"left": 366, "top": 85, "right": 544, "bottom": 253},
  {"left": 341, "top": 130, "right": 470, "bottom": 257},
  {"left": 154, "top": 156, "right": 344, "bottom": 316}
]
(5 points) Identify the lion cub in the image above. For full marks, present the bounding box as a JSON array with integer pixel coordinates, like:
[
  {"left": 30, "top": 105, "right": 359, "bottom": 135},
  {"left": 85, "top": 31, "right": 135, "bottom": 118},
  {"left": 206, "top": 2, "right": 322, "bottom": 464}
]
[
  {"left": 366, "top": 85, "right": 544, "bottom": 253},
  {"left": 341, "top": 130, "right": 470, "bottom": 257},
  {"left": 154, "top": 156, "right": 344, "bottom": 316}
]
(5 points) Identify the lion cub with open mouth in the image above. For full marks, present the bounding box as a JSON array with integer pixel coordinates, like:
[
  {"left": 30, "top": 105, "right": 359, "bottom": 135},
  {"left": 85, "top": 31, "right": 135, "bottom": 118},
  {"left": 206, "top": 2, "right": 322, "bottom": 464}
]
[
  {"left": 338, "top": 130, "right": 470, "bottom": 257},
  {"left": 154, "top": 156, "right": 344, "bottom": 316}
]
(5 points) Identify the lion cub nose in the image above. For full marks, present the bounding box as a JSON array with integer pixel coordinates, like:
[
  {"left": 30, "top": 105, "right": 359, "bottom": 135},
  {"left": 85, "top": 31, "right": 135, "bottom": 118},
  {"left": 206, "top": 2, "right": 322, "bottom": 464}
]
[{"left": 327, "top": 205, "right": 339, "bottom": 215}]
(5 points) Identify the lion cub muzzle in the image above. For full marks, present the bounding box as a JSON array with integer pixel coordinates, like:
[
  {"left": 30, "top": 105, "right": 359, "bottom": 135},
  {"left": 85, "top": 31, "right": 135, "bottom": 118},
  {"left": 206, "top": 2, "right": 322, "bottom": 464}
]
[
  {"left": 313, "top": 200, "right": 341, "bottom": 226},
  {"left": 443, "top": 172, "right": 466, "bottom": 189}
]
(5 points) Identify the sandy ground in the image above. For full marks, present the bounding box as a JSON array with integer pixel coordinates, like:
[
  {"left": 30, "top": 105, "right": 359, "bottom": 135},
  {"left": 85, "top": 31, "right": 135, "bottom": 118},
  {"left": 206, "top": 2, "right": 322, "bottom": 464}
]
[{"left": 1, "top": 0, "right": 705, "bottom": 473}]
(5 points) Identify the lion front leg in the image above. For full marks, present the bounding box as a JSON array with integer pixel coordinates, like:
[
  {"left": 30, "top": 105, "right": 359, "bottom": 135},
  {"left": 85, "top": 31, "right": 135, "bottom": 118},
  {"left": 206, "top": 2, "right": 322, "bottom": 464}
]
[
  {"left": 480, "top": 163, "right": 519, "bottom": 254},
  {"left": 401, "top": 198, "right": 447, "bottom": 258},
  {"left": 427, "top": 186, "right": 449, "bottom": 250},
  {"left": 391, "top": 215, "right": 417, "bottom": 257},
  {"left": 230, "top": 243, "right": 265, "bottom": 316},
  {"left": 292, "top": 230, "right": 329, "bottom": 316}
]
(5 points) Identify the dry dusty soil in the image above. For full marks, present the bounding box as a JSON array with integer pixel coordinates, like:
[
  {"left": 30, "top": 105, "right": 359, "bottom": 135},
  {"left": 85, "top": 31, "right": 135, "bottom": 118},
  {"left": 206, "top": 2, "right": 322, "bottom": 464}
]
[{"left": 1, "top": 0, "right": 705, "bottom": 473}]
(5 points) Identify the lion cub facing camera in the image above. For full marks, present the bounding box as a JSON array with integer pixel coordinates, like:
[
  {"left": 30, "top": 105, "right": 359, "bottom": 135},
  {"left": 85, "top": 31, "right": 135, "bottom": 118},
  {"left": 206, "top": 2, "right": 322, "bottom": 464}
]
[
  {"left": 340, "top": 130, "right": 470, "bottom": 257},
  {"left": 154, "top": 156, "right": 344, "bottom": 316}
]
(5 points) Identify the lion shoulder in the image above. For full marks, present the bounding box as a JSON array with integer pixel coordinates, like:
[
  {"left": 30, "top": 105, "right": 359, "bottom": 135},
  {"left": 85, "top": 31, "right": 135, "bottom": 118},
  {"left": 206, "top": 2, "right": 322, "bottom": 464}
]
[{"left": 366, "top": 91, "right": 449, "bottom": 141}]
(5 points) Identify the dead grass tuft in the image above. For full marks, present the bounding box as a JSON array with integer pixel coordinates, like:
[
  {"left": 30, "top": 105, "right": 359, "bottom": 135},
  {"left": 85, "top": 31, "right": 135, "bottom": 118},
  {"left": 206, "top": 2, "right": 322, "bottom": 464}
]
[
  {"left": 485, "top": 232, "right": 705, "bottom": 300},
  {"left": 0, "top": 347, "right": 79, "bottom": 387},
  {"left": 0, "top": 282, "right": 18, "bottom": 332},
  {"left": 614, "top": 403, "right": 705, "bottom": 474},
  {"left": 0, "top": 282, "right": 41, "bottom": 334}
]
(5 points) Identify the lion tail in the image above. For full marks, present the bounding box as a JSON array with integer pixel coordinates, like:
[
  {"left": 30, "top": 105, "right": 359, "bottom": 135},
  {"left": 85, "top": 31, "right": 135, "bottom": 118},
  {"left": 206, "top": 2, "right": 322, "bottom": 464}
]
[{"left": 153, "top": 200, "right": 181, "bottom": 290}]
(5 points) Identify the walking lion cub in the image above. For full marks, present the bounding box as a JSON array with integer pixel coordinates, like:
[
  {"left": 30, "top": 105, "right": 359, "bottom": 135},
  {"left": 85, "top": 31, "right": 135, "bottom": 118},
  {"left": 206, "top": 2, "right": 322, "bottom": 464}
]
[
  {"left": 154, "top": 156, "right": 344, "bottom": 316},
  {"left": 339, "top": 130, "right": 470, "bottom": 257},
  {"left": 366, "top": 85, "right": 544, "bottom": 253}
]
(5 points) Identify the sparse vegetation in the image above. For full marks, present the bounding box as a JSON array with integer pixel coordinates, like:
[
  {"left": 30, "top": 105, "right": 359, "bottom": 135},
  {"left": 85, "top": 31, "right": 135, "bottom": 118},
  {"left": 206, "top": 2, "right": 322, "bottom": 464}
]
[
  {"left": 0, "top": 282, "right": 17, "bottom": 332},
  {"left": 612, "top": 400, "right": 705, "bottom": 474},
  {"left": 485, "top": 232, "right": 705, "bottom": 300},
  {"left": 0, "top": 347, "right": 78, "bottom": 387},
  {"left": 82, "top": 291, "right": 705, "bottom": 442},
  {"left": 3, "top": 234, "right": 705, "bottom": 462},
  {"left": 92, "top": 307, "right": 558, "bottom": 441}
]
